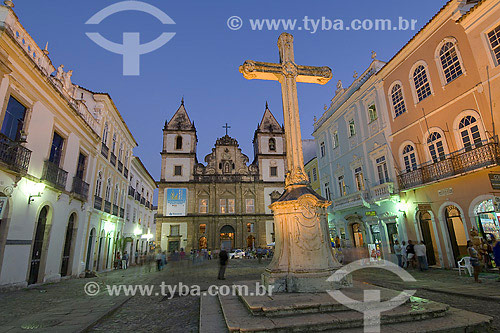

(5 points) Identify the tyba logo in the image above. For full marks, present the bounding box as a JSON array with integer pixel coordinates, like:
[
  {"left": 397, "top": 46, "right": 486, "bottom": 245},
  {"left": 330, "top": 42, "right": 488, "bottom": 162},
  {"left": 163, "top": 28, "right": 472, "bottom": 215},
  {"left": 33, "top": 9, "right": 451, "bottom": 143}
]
[{"left": 85, "top": 1, "right": 176, "bottom": 76}]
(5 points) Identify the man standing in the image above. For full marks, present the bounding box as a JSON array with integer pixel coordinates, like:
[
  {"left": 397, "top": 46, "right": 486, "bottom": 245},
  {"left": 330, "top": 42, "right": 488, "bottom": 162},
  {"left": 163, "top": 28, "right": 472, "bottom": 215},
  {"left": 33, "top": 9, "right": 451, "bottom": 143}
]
[
  {"left": 122, "top": 251, "right": 129, "bottom": 269},
  {"left": 406, "top": 240, "right": 416, "bottom": 269},
  {"left": 393, "top": 240, "right": 403, "bottom": 267},
  {"left": 415, "top": 241, "right": 428, "bottom": 271},
  {"left": 218, "top": 249, "right": 229, "bottom": 280}
]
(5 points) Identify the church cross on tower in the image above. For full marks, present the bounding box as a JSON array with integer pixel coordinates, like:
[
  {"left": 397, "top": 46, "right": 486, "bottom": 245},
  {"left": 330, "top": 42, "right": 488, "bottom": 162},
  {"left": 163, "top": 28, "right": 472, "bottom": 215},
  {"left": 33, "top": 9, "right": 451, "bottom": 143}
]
[
  {"left": 239, "top": 33, "right": 332, "bottom": 187},
  {"left": 223, "top": 123, "right": 231, "bottom": 136}
]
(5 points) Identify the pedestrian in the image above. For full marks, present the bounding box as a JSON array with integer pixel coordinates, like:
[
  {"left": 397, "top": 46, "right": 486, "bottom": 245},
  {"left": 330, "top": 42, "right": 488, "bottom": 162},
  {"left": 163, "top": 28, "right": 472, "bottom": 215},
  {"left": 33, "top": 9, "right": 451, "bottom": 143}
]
[
  {"left": 415, "top": 241, "right": 428, "bottom": 271},
  {"left": 122, "top": 251, "right": 129, "bottom": 269},
  {"left": 218, "top": 248, "right": 229, "bottom": 280},
  {"left": 156, "top": 251, "right": 162, "bottom": 271},
  {"left": 257, "top": 247, "right": 263, "bottom": 264},
  {"left": 491, "top": 236, "right": 500, "bottom": 281},
  {"left": 161, "top": 251, "right": 167, "bottom": 269},
  {"left": 115, "top": 252, "right": 121, "bottom": 269},
  {"left": 401, "top": 241, "right": 408, "bottom": 268},
  {"left": 135, "top": 250, "right": 139, "bottom": 265},
  {"left": 467, "top": 240, "right": 482, "bottom": 283},
  {"left": 406, "top": 240, "right": 416, "bottom": 269},
  {"left": 393, "top": 240, "right": 403, "bottom": 267}
]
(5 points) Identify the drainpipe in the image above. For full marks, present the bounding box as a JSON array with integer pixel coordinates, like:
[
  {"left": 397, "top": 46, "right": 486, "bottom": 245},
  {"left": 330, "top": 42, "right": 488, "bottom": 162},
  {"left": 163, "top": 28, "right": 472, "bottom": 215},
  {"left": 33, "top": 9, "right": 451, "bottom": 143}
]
[{"left": 486, "top": 66, "right": 497, "bottom": 143}]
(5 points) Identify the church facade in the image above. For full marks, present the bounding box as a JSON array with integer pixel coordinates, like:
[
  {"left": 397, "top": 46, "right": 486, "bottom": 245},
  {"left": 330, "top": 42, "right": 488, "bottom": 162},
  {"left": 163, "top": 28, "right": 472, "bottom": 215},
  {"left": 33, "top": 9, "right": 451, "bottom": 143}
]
[{"left": 156, "top": 101, "right": 286, "bottom": 252}]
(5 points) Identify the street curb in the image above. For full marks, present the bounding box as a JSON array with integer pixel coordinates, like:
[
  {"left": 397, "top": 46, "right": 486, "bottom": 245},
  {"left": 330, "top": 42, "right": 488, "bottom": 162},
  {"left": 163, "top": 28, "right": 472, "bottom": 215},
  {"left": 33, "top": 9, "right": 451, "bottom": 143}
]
[{"left": 79, "top": 296, "right": 133, "bottom": 333}]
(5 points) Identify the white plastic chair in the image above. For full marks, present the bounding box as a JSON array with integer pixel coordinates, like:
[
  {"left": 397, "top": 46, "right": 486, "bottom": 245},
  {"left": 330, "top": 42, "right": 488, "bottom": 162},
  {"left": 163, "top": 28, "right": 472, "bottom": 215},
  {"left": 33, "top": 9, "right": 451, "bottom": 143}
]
[{"left": 457, "top": 257, "right": 472, "bottom": 276}]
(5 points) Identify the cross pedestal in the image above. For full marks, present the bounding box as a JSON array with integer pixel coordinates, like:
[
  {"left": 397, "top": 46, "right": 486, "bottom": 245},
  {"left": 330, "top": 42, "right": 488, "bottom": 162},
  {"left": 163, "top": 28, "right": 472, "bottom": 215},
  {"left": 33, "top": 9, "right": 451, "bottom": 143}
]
[{"left": 240, "top": 33, "right": 351, "bottom": 292}]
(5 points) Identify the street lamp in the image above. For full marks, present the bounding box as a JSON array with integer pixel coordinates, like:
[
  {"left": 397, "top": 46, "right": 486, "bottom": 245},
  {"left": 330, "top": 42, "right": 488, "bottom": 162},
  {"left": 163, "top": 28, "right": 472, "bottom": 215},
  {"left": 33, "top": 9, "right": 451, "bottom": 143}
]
[{"left": 27, "top": 182, "right": 45, "bottom": 204}]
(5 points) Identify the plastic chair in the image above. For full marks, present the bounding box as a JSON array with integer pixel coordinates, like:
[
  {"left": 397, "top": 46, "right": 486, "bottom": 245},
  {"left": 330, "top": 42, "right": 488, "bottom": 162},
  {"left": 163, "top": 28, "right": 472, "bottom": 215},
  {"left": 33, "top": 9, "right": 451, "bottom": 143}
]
[{"left": 457, "top": 257, "right": 472, "bottom": 276}]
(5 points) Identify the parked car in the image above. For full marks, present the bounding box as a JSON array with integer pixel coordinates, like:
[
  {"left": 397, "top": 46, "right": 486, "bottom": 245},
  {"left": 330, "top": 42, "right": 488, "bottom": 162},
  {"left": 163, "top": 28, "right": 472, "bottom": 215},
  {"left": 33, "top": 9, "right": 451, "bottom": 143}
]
[{"left": 229, "top": 249, "right": 244, "bottom": 259}]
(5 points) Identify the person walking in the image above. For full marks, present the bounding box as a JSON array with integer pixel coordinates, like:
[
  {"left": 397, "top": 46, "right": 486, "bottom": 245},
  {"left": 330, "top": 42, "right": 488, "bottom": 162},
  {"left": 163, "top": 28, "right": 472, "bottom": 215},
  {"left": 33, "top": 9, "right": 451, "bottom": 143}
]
[
  {"left": 401, "top": 241, "right": 408, "bottom": 268},
  {"left": 406, "top": 240, "right": 416, "bottom": 269},
  {"left": 415, "top": 241, "right": 428, "bottom": 271},
  {"left": 115, "top": 252, "right": 121, "bottom": 269},
  {"left": 122, "top": 251, "right": 129, "bottom": 269},
  {"left": 218, "top": 249, "right": 229, "bottom": 280},
  {"left": 393, "top": 240, "right": 403, "bottom": 267},
  {"left": 156, "top": 251, "right": 162, "bottom": 271},
  {"left": 135, "top": 250, "right": 139, "bottom": 265},
  {"left": 161, "top": 251, "right": 167, "bottom": 270},
  {"left": 491, "top": 236, "right": 500, "bottom": 281},
  {"left": 467, "top": 240, "right": 482, "bottom": 283}
]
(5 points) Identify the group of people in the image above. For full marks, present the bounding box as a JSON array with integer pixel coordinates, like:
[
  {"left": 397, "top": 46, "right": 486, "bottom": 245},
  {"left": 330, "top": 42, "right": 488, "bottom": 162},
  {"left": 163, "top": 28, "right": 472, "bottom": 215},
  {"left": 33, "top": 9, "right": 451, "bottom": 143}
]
[
  {"left": 393, "top": 240, "right": 429, "bottom": 271},
  {"left": 115, "top": 251, "right": 129, "bottom": 269},
  {"left": 467, "top": 234, "right": 500, "bottom": 283}
]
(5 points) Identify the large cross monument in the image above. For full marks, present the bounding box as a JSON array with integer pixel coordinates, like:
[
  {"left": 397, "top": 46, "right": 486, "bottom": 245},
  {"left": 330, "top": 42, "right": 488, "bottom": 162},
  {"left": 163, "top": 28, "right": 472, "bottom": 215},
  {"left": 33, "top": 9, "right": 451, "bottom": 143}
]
[{"left": 239, "top": 33, "right": 347, "bottom": 292}]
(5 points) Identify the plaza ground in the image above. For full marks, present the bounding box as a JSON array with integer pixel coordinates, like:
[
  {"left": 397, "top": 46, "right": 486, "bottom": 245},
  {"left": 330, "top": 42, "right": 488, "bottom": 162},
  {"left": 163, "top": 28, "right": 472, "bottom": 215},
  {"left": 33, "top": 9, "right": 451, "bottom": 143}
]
[{"left": 0, "top": 259, "right": 498, "bottom": 332}]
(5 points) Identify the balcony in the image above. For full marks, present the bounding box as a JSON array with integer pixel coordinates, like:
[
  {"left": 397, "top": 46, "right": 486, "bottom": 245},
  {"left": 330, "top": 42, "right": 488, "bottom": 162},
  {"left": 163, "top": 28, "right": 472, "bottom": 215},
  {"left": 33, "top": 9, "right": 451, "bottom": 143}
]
[
  {"left": 104, "top": 200, "right": 111, "bottom": 213},
  {"left": 71, "top": 176, "right": 89, "bottom": 201},
  {"left": 41, "top": 161, "right": 68, "bottom": 190},
  {"left": 110, "top": 153, "right": 116, "bottom": 167},
  {"left": 94, "top": 196, "right": 102, "bottom": 210},
  {"left": 0, "top": 135, "right": 31, "bottom": 174},
  {"left": 398, "top": 142, "right": 500, "bottom": 191},
  {"left": 135, "top": 192, "right": 141, "bottom": 202},
  {"left": 140, "top": 197, "right": 146, "bottom": 205},
  {"left": 128, "top": 186, "right": 135, "bottom": 197},
  {"left": 371, "top": 182, "right": 394, "bottom": 203},
  {"left": 332, "top": 191, "right": 370, "bottom": 211},
  {"left": 146, "top": 201, "right": 150, "bottom": 208},
  {"left": 124, "top": 167, "right": 129, "bottom": 179},
  {"left": 113, "top": 204, "right": 119, "bottom": 216},
  {"left": 120, "top": 207, "right": 125, "bottom": 218},
  {"left": 118, "top": 160, "right": 123, "bottom": 173},
  {"left": 101, "top": 144, "right": 109, "bottom": 159}
]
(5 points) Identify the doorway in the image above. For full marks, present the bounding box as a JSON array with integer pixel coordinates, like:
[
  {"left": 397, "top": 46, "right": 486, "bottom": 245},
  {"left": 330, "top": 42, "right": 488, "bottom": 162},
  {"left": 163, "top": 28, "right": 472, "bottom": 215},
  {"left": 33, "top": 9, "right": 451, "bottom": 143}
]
[
  {"left": 60, "top": 213, "right": 76, "bottom": 277},
  {"left": 445, "top": 205, "right": 467, "bottom": 265},
  {"left": 220, "top": 225, "right": 235, "bottom": 250},
  {"left": 418, "top": 212, "right": 436, "bottom": 266},
  {"left": 199, "top": 237, "right": 207, "bottom": 249},
  {"left": 351, "top": 223, "right": 364, "bottom": 247},
  {"left": 28, "top": 206, "right": 49, "bottom": 285},
  {"left": 85, "top": 228, "right": 96, "bottom": 271},
  {"left": 247, "top": 235, "right": 255, "bottom": 249}
]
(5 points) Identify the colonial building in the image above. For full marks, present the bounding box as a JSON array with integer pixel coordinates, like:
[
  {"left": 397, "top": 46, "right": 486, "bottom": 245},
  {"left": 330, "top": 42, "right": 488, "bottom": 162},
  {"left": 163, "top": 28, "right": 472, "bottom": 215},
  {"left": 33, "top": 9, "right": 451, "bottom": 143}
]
[
  {"left": 124, "top": 156, "right": 156, "bottom": 260},
  {"left": 379, "top": 0, "right": 500, "bottom": 268},
  {"left": 156, "top": 101, "right": 286, "bottom": 252},
  {"left": 313, "top": 58, "right": 406, "bottom": 258},
  {"left": 303, "top": 139, "right": 320, "bottom": 195}
]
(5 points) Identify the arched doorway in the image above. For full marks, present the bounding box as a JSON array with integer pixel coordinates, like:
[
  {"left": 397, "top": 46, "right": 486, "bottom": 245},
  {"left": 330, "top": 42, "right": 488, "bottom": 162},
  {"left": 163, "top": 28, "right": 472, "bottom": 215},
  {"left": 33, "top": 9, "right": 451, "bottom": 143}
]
[
  {"left": 60, "top": 213, "right": 76, "bottom": 277},
  {"left": 85, "top": 228, "right": 96, "bottom": 271},
  {"left": 220, "top": 225, "right": 235, "bottom": 250},
  {"left": 474, "top": 199, "right": 500, "bottom": 240},
  {"left": 199, "top": 236, "right": 207, "bottom": 249},
  {"left": 96, "top": 230, "right": 105, "bottom": 270},
  {"left": 247, "top": 235, "right": 255, "bottom": 249},
  {"left": 445, "top": 205, "right": 467, "bottom": 264},
  {"left": 28, "top": 206, "right": 49, "bottom": 285},
  {"left": 351, "top": 223, "right": 364, "bottom": 247},
  {"left": 418, "top": 211, "right": 436, "bottom": 266}
]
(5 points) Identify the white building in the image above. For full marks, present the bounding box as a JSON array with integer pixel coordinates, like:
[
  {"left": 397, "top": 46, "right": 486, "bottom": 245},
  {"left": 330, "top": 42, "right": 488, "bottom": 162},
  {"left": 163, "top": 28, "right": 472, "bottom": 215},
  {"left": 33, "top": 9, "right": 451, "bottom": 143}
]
[
  {"left": 124, "top": 157, "right": 156, "bottom": 262},
  {"left": 312, "top": 58, "right": 407, "bottom": 258}
]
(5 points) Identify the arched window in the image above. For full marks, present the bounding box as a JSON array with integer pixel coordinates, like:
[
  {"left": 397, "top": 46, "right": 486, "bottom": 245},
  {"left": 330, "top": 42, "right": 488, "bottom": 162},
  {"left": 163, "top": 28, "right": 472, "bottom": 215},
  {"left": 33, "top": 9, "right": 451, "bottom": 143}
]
[
  {"left": 95, "top": 172, "right": 102, "bottom": 197},
  {"left": 112, "top": 134, "right": 117, "bottom": 153},
  {"left": 402, "top": 145, "right": 417, "bottom": 172},
  {"left": 175, "top": 135, "right": 183, "bottom": 150},
  {"left": 427, "top": 132, "right": 446, "bottom": 163},
  {"left": 459, "top": 115, "right": 482, "bottom": 151},
  {"left": 113, "top": 185, "right": 119, "bottom": 205},
  {"left": 391, "top": 84, "right": 406, "bottom": 117},
  {"left": 268, "top": 138, "right": 276, "bottom": 151},
  {"left": 105, "top": 179, "right": 111, "bottom": 201},
  {"left": 413, "top": 65, "right": 432, "bottom": 102},
  {"left": 118, "top": 142, "right": 123, "bottom": 161},
  {"left": 439, "top": 41, "right": 463, "bottom": 83},
  {"left": 102, "top": 122, "right": 108, "bottom": 145}
]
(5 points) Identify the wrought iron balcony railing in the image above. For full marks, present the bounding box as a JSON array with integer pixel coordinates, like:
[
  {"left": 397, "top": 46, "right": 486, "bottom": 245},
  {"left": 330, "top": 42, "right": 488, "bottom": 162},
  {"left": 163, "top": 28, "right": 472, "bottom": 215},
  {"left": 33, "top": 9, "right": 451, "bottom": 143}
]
[
  {"left": 120, "top": 207, "right": 125, "bottom": 218},
  {"left": 71, "top": 176, "right": 89, "bottom": 201},
  {"left": 124, "top": 167, "right": 129, "bottom": 179},
  {"left": 101, "top": 144, "right": 109, "bottom": 159},
  {"left": 104, "top": 200, "right": 111, "bottom": 213},
  {"left": 140, "top": 197, "right": 146, "bottom": 205},
  {"left": 0, "top": 134, "right": 31, "bottom": 174},
  {"left": 42, "top": 161, "right": 68, "bottom": 190},
  {"left": 118, "top": 160, "right": 123, "bottom": 172},
  {"left": 128, "top": 186, "right": 135, "bottom": 197},
  {"left": 112, "top": 204, "right": 119, "bottom": 216},
  {"left": 94, "top": 196, "right": 102, "bottom": 210},
  {"left": 110, "top": 153, "right": 116, "bottom": 166},
  {"left": 135, "top": 192, "right": 141, "bottom": 201},
  {"left": 398, "top": 142, "right": 500, "bottom": 191}
]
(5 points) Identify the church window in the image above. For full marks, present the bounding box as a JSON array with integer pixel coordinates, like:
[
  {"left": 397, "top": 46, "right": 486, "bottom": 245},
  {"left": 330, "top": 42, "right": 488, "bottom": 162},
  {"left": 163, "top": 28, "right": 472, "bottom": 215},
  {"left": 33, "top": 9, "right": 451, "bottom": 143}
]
[
  {"left": 413, "top": 65, "right": 432, "bottom": 102},
  {"left": 439, "top": 41, "right": 463, "bottom": 83},
  {"left": 112, "top": 133, "right": 117, "bottom": 153},
  {"left": 247, "top": 223, "right": 254, "bottom": 233},
  {"left": 228, "top": 199, "right": 235, "bottom": 214},
  {"left": 348, "top": 119, "right": 356, "bottom": 137},
  {"left": 391, "top": 84, "right": 406, "bottom": 117},
  {"left": 320, "top": 142, "right": 325, "bottom": 157},
  {"left": 170, "top": 225, "right": 180, "bottom": 236},
  {"left": 95, "top": 172, "right": 102, "bottom": 197},
  {"left": 324, "top": 183, "right": 332, "bottom": 201},
  {"left": 102, "top": 122, "right": 109, "bottom": 145},
  {"left": 175, "top": 135, "right": 183, "bottom": 150},
  {"left": 269, "top": 138, "right": 276, "bottom": 151},
  {"left": 174, "top": 165, "right": 182, "bottom": 176},
  {"left": 199, "top": 199, "right": 208, "bottom": 214},
  {"left": 113, "top": 184, "right": 119, "bottom": 205},
  {"left": 270, "top": 166, "right": 278, "bottom": 177},
  {"left": 105, "top": 179, "right": 111, "bottom": 201},
  {"left": 332, "top": 131, "right": 339, "bottom": 149},
  {"left": 368, "top": 104, "right": 377, "bottom": 123},
  {"left": 246, "top": 199, "right": 255, "bottom": 213},
  {"left": 199, "top": 224, "right": 206, "bottom": 234},
  {"left": 220, "top": 199, "right": 227, "bottom": 214},
  {"left": 487, "top": 24, "right": 500, "bottom": 66},
  {"left": 224, "top": 162, "right": 230, "bottom": 173}
]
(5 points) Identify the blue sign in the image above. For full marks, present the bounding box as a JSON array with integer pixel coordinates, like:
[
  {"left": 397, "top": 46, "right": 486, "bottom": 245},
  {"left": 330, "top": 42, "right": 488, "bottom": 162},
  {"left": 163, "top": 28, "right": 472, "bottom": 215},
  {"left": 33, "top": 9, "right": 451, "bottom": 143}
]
[{"left": 166, "top": 188, "right": 187, "bottom": 216}]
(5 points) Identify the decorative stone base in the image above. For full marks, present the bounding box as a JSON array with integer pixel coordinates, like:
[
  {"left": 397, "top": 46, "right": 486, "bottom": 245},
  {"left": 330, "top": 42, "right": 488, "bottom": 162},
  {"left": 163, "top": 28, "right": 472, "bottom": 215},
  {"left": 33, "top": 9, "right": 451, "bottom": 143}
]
[{"left": 261, "top": 268, "right": 352, "bottom": 293}]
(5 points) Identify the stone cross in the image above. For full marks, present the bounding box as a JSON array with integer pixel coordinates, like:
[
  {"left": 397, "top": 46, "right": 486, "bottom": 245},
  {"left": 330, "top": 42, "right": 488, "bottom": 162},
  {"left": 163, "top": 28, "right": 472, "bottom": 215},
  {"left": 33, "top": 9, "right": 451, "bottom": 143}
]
[
  {"left": 239, "top": 33, "right": 332, "bottom": 188},
  {"left": 223, "top": 123, "right": 231, "bottom": 136}
]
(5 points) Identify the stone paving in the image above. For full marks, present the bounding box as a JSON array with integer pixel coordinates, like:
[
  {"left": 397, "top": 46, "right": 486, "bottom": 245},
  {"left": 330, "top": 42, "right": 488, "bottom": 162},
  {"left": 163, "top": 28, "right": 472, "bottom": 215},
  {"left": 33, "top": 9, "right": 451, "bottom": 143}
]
[{"left": 0, "top": 259, "right": 498, "bottom": 332}]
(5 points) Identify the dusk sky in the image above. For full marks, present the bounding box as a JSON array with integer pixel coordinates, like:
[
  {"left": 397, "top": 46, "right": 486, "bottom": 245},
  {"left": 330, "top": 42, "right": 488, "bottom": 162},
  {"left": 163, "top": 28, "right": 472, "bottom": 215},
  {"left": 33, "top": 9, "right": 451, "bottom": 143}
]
[{"left": 15, "top": 0, "right": 445, "bottom": 183}]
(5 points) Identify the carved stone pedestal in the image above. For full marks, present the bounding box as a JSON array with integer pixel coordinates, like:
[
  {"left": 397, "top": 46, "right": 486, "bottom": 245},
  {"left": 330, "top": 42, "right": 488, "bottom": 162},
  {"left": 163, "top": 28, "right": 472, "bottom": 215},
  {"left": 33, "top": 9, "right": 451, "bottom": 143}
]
[{"left": 263, "top": 185, "right": 351, "bottom": 293}]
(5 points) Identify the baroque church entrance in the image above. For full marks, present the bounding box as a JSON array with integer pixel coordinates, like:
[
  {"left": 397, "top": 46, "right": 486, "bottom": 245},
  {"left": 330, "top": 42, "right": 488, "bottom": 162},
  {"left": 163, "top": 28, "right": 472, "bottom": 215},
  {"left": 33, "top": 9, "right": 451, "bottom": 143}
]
[{"left": 220, "top": 225, "right": 235, "bottom": 250}]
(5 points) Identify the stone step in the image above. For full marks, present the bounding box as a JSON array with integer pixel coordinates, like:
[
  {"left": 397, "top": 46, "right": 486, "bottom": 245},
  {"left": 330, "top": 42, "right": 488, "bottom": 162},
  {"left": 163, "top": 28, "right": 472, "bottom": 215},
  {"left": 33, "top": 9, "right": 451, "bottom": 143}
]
[{"left": 199, "top": 294, "right": 228, "bottom": 333}]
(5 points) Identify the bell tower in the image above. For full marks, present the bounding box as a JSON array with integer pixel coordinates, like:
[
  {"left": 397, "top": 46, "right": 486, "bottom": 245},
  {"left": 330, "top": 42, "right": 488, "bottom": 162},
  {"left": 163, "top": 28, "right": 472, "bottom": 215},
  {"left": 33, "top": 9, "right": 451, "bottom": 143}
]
[{"left": 161, "top": 98, "right": 197, "bottom": 182}]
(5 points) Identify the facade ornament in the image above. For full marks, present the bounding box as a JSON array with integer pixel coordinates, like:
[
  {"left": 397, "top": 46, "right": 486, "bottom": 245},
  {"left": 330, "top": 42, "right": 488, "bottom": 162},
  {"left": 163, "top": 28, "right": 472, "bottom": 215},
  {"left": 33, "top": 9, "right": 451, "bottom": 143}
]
[
  {"left": 336, "top": 80, "right": 343, "bottom": 90},
  {"left": 371, "top": 50, "right": 377, "bottom": 60},
  {"left": 353, "top": 71, "right": 358, "bottom": 79},
  {"left": 4, "top": 0, "right": 14, "bottom": 8},
  {"left": 56, "top": 64, "right": 64, "bottom": 81},
  {"left": 43, "top": 42, "right": 49, "bottom": 56}
]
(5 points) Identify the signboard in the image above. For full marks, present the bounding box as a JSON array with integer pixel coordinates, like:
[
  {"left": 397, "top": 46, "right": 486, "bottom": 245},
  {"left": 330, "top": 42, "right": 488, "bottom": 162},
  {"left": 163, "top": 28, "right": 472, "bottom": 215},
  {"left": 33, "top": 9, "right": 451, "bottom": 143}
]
[
  {"left": 165, "top": 188, "right": 187, "bottom": 216},
  {"left": 438, "top": 188, "right": 453, "bottom": 197},
  {"left": 365, "top": 211, "right": 377, "bottom": 217},
  {"left": 489, "top": 173, "right": 500, "bottom": 190}
]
